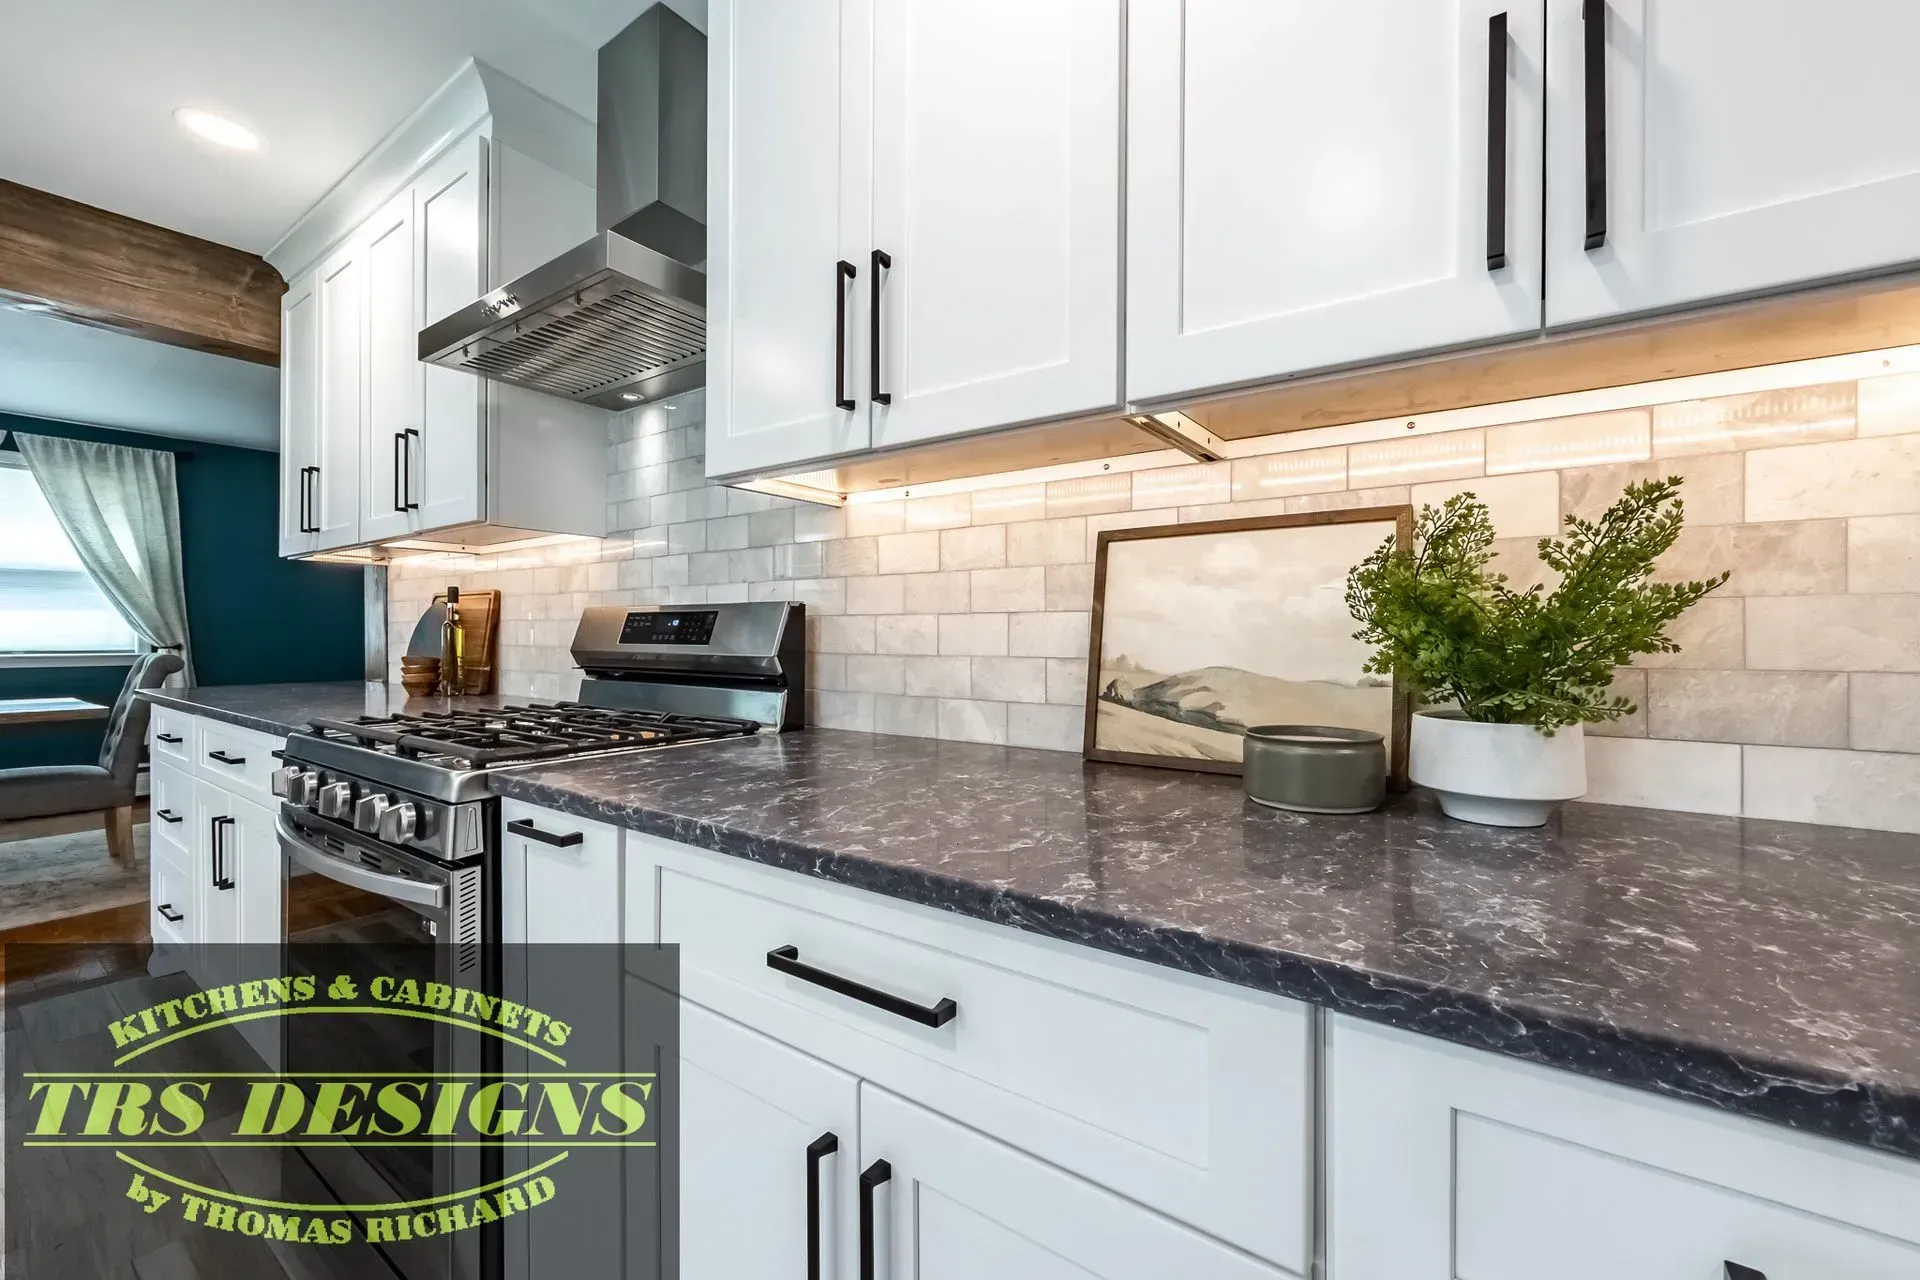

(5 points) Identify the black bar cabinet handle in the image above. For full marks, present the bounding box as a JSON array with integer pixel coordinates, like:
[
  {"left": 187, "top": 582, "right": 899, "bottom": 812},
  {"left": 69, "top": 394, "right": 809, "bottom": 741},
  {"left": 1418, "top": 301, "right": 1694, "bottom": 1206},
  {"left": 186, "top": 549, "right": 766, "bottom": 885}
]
[
  {"left": 1583, "top": 0, "right": 1608, "bottom": 250},
  {"left": 211, "top": 816, "right": 234, "bottom": 891},
  {"left": 767, "top": 945, "right": 957, "bottom": 1028},
  {"left": 1486, "top": 12, "right": 1509, "bottom": 271},
  {"left": 157, "top": 903, "right": 184, "bottom": 923},
  {"left": 506, "top": 818, "right": 583, "bottom": 848},
  {"left": 834, "top": 259, "right": 857, "bottom": 411},
  {"left": 306, "top": 466, "right": 318, "bottom": 532},
  {"left": 858, "top": 1159, "right": 891, "bottom": 1280},
  {"left": 404, "top": 428, "right": 419, "bottom": 509},
  {"left": 869, "top": 249, "right": 892, "bottom": 405},
  {"left": 154, "top": 807, "right": 183, "bottom": 824},
  {"left": 296, "top": 466, "right": 311, "bottom": 532},
  {"left": 393, "top": 432, "right": 407, "bottom": 512},
  {"left": 207, "top": 750, "right": 246, "bottom": 766},
  {"left": 1724, "top": 1265, "right": 1766, "bottom": 1280},
  {"left": 806, "top": 1132, "right": 839, "bottom": 1280},
  {"left": 155, "top": 732, "right": 183, "bottom": 744}
]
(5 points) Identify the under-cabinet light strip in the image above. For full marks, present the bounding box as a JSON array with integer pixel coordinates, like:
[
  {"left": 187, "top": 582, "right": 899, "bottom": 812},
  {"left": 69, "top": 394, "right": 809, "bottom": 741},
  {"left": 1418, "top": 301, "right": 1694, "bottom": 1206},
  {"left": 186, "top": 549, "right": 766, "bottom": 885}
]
[{"left": 828, "top": 341, "right": 1920, "bottom": 505}]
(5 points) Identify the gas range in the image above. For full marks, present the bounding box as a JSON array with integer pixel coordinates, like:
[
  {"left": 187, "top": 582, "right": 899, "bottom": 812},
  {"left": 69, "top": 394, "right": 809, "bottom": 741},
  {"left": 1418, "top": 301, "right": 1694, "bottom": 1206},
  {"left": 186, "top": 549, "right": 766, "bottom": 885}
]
[{"left": 272, "top": 600, "right": 805, "bottom": 867}]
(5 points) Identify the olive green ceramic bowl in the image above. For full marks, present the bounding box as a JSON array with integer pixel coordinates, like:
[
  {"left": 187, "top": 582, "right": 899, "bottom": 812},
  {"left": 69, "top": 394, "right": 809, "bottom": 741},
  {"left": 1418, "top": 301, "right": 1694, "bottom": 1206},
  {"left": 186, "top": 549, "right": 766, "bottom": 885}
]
[{"left": 1242, "top": 725, "right": 1386, "bottom": 815}]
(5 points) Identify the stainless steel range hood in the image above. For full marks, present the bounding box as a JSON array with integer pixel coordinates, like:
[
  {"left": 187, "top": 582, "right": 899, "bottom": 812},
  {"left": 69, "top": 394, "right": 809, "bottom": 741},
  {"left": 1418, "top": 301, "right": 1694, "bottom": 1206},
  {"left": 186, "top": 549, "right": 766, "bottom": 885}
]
[{"left": 419, "top": 5, "right": 706, "bottom": 409}]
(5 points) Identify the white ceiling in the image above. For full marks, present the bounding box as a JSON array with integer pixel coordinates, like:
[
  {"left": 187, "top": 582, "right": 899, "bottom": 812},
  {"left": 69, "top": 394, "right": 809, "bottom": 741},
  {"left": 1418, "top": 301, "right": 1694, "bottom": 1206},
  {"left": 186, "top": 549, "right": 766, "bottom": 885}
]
[
  {"left": 0, "top": 306, "right": 279, "bottom": 450},
  {"left": 0, "top": 0, "right": 674, "bottom": 254}
]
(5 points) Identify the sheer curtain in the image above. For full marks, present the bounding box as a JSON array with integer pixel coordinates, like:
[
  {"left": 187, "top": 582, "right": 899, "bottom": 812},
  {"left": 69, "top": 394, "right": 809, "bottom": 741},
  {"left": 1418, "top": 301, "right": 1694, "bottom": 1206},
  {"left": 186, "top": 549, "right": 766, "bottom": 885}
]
[{"left": 11, "top": 432, "right": 194, "bottom": 685}]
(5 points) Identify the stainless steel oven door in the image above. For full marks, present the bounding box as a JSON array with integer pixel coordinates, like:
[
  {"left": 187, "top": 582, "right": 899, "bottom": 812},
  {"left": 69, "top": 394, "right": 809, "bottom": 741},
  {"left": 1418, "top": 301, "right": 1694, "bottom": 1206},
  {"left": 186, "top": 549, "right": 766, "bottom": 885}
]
[{"left": 277, "top": 805, "right": 494, "bottom": 1280}]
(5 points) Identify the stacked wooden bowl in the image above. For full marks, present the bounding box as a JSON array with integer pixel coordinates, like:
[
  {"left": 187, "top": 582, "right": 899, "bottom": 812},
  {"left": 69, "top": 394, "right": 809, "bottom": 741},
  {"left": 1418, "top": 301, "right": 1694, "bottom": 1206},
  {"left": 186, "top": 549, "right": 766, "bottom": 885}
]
[{"left": 399, "top": 655, "right": 441, "bottom": 698}]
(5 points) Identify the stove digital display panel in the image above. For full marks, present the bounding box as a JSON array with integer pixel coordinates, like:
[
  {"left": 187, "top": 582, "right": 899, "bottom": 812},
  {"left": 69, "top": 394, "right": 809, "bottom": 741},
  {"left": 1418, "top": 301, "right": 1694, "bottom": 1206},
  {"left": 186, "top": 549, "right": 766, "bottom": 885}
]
[{"left": 618, "top": 609, "right": 719, "bottom": 646}]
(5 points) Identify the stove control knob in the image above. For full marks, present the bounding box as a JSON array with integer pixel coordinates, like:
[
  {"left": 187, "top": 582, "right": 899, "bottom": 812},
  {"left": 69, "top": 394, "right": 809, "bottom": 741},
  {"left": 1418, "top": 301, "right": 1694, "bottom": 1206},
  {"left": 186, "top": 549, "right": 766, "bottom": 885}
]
[
  {"left": 378, "top": 802, "right": 418, "bottom": 845},
  {"left": 275, "top": 768, "right": 318, "bottom": 806},
  {"left": 353, "top": 793, "right": 391, "bottom": 834},
  {"left": 318, "top": 781, "right": 354, "bottom": 820}
]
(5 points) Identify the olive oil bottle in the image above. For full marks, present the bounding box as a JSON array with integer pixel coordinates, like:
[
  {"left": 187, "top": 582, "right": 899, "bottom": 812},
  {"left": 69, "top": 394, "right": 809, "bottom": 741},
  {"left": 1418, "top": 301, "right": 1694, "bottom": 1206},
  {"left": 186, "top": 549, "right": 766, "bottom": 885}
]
[{"left": 440, "top": 586, "right": 464, "bottom": 696}]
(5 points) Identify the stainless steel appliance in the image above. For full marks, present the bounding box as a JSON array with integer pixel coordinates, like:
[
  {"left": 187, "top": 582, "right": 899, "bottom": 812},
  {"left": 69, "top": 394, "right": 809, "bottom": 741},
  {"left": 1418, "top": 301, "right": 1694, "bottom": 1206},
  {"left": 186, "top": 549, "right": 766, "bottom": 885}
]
[
  {"left": 270, "top": 600, "right": 803, "bottom": 1280},
  {"left": 418, "top": 6, "right": 708, "bottom": 410}
]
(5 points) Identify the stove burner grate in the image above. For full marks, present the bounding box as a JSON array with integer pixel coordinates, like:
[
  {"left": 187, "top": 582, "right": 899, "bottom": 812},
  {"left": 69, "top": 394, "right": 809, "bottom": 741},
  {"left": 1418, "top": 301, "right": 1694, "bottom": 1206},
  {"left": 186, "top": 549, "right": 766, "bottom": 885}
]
[{"left": 304, "top": 702, "right": 758, "bottom": 768}]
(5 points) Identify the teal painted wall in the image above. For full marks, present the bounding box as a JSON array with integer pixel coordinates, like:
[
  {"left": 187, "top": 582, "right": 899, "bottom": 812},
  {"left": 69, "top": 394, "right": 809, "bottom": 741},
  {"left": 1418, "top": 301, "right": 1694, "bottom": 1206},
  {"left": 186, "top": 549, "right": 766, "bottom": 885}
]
[{"left": 1, "top": 413, "right": 363, "bottom": 769}]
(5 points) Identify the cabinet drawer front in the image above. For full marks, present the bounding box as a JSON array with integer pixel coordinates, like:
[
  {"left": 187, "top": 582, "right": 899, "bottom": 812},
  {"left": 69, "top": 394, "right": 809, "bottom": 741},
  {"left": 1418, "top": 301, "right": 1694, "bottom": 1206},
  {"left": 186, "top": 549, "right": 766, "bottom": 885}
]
[
  {"left": 192, "top": 719, "right": 280, "bottom": 805},
  {"left": 500, "top": 801, "right": 621, "bottom": 946},
  {"left": 148, "top": 761, "right": 195, "bottom": 862},
  {"left": 150, "top": 848, "right": 195, "bottom": 945},
  {"left": 150, "top": 705, "right": 194, "bottom": 765},
  {"left": 642, "top": 835, "right": 1311, "bottom": 1269},
  {"left": 1328, "top": 1016, "right": 1920, "bottom": 1280}
]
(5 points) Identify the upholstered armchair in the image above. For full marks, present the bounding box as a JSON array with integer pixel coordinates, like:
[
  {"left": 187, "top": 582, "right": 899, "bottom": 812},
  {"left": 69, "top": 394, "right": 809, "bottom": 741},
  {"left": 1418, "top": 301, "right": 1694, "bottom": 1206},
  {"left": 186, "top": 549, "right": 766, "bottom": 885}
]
[{"left": 0, "top": 651, "right": 185, "bottom": 858}]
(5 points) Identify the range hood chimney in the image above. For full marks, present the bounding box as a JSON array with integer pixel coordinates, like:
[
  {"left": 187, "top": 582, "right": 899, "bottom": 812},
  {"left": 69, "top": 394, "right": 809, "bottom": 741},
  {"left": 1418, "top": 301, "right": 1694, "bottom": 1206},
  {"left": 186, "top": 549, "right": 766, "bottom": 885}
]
[{"left": 419, "top": 5, "right": 707, "bottom": 409}]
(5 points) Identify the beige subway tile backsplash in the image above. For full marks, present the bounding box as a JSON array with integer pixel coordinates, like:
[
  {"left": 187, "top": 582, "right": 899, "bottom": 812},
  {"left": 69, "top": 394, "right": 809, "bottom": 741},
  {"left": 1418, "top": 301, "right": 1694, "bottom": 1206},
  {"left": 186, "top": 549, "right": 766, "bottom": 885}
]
[
  {"left": 1653, "top": 382, "right": 1855, "bottom": 456},
  {"left": 395, "top": 372, "right": 1920, "bottom": 832},
  {"left": 1487, "top": 409, "right": 1650, "bottom": 474},
  {"left": 1746, "top": 595, "right": 1920, "bottom": 672},
  {"left": 1744, "top": 433, "right": 1920, "bottom": 521}
]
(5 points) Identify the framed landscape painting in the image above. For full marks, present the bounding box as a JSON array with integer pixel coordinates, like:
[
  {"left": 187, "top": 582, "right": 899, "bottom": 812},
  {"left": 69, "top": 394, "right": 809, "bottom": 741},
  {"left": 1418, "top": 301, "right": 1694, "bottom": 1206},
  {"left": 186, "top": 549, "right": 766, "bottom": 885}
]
[{"left": 1083, "top": 507, "right": 1412, "bottom": 783}]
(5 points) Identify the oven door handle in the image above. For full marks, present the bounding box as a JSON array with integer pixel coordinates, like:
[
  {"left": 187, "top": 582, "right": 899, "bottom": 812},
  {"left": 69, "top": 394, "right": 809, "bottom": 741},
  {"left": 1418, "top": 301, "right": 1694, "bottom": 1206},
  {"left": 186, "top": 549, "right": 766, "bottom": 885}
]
[{"left": 278, "top": 815, "right": 446, "bottom": 910}]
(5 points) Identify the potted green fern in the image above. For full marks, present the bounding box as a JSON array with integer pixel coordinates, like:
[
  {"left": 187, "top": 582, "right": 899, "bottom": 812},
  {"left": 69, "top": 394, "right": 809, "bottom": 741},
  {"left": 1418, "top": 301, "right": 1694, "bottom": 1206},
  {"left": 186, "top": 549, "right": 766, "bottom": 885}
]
[{"left": 1345, "top": 478, "right": 1727, "bottom": 826}]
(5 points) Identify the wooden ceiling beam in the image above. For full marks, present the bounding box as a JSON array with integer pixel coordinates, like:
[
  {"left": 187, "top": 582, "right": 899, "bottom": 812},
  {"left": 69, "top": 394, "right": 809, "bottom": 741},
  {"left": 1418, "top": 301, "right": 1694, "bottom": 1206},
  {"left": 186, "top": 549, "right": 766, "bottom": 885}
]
[{"left": 0, "top": 180, "right": 284, "bottom": 365}]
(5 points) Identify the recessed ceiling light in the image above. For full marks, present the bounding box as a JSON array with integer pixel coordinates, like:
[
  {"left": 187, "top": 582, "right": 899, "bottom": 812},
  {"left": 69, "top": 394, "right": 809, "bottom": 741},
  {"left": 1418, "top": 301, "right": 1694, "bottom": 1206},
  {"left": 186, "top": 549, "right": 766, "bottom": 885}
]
[{"left": 174, "top": 107, "right": 260, "bottom": 152}]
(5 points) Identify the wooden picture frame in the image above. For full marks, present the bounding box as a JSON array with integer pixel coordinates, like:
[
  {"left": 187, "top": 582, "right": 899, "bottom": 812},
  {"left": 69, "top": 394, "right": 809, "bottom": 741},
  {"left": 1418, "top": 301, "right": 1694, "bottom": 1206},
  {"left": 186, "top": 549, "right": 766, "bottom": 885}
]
[{"left": 1083, "top": 506, "right": 1413, "bottom": 784}]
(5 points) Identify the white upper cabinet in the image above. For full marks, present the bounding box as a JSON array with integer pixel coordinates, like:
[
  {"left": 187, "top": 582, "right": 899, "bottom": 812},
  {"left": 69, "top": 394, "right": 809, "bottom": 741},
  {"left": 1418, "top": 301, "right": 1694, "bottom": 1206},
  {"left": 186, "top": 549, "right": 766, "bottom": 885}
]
[
  {"left": 1127, "top": 0, "right": 1545, "bottom": 404},
  {"left": 1547, "top": 0, "right": 1920, "bottom": 328},
  {"left": 413, "top": 135, "right": 489, "bottom": 534},
  {"left": 707, "top": 0, "right": 874, "bottom": 479},
  {"left": 867, "top": 0, "right": 1121, "bottom": 450},
  {"left": 359, "top": 187, "right": 418, "bottom": 544},
  {"left": 707, "top": 0, "right": 1121, "bottom": 479},
  {"left": 278, "top": 270, "right": 319, "bottom": 558},
  {"left": 270, "top": 64, "right": 601, "bottom": 558},
  {"left": 313, "top": 243, "right": 364, "bottom": 551}
]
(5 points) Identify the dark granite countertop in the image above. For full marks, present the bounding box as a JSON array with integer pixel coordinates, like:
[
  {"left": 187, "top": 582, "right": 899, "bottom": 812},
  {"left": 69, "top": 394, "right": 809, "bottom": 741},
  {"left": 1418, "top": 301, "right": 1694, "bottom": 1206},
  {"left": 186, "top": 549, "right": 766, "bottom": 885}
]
[
  {"left": 496, "top": 728, "right": 1920, "bottom": 1162},
  {"left": 142, "top": 686, "right": 1920, "bottom": 1159},
  {"left": 141, "top": 682, "right": 535, "bottom": 737}
]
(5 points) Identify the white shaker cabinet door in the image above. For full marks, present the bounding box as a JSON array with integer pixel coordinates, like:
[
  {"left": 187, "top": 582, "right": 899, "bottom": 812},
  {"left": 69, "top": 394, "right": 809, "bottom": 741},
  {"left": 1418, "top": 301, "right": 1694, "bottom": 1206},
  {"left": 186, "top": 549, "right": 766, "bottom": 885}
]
[
  {"left": 360, "top": 186, "right": 419, "bottom": 544},
  {"left": 1547, "top": 0, "right": 1920, "bottom": 327},
  {"left": 706, "top": 0, "right": 874, "bottom": 480},
  {"left": 866, "top": 0, "right": 1122, "bottom": 450},
  {"left": 414, "top": 133, "right": 488, "bottom": 533},
  {"left": 1127, "top": 0, "right": 1544, "bottom": 403},
  {"left": 313, "top": 242, "right": 364, "bottom": 550},
  {"left": 681, "top": 1004, "right": 860, "bottom": 1280},
  {"left": 859, "top": 1085, "right": 1289, "bottom": 1280},
  {"left": 278, "top": 269, "right": 320, "bottom": 558}
]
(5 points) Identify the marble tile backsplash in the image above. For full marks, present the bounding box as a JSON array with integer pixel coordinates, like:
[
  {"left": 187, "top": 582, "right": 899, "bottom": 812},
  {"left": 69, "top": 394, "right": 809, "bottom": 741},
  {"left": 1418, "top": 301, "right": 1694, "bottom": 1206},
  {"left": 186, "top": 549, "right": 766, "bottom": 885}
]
[{"left": 388, "top": 371, "right": 1920, "bottom": 833}]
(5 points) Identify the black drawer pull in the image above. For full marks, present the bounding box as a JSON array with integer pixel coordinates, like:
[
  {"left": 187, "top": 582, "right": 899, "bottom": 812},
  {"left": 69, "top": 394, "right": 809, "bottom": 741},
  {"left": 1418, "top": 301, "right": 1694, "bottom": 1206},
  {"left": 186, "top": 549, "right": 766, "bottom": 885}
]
[
  {"left": 834, "top": 259, "right": 857, "bottom": 412},
  {"left": 207, "top": 750, "right": 246, "bottom": 766},
  {"left": 858, "top": 1159, "right": 890, "bottom": 1280},
  {"left": 155, "top": 807, "right": 183, "bottom": 824},
  {"left": 1725, "top": 1265, "right": 1766, "bottom": 1280},
  {"left": 1582, "top": 0, "right": 1608, "bottom": 250},
  {"left": 211, "top": 815, "right": 235, "bottom": 891},
  {"left": 1486, "top": 11, "right": 1509, "bottom": 271},
  {"left": 506, "top": 818, "right": 583, "bottom": 848},
  {"left": 869, "top": 248, "right": 892, "bottom": 405},
  {"left": 156, "top": 733, "right": 183, "bottom": 744},
  {"left": 156, "top": 903, "right": 184, "bottom": 924},
  {"left": 767, "top": 945, "right": 957, "bottom": 1028},
  {"left": 807, "top": 1133, "right": 838, "bottom": 1280}
]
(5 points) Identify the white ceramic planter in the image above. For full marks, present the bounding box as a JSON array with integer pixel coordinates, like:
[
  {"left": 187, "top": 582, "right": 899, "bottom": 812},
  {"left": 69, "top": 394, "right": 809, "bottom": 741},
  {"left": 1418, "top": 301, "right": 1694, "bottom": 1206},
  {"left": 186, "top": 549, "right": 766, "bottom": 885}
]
[{"left": 1409, "top": 710, "right": 1587, "bottom": 827}]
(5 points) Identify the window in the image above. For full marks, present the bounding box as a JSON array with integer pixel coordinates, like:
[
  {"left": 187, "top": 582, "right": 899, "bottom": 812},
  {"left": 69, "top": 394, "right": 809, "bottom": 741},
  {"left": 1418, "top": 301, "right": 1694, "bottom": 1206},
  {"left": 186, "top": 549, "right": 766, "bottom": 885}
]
[{"left": 0, "top": 454, "right": 137, "bottom": 655}]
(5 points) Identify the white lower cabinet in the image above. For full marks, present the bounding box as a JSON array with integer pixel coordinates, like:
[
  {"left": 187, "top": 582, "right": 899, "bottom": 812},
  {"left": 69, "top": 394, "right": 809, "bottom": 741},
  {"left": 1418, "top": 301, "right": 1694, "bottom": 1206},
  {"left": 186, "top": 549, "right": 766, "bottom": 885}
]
[
  {"left": 490, "top": 802, "right": 1920, "bottom": 1280},
  {"left": 860, "top": 1083, "right": 1285, "bottom": 1280},
  {"left": 681, "top": 1002, "right": 860, "bottom": 1280},
  {"left": 1325, "top": 1014, "right": 1920, "bottom": 1280}
]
